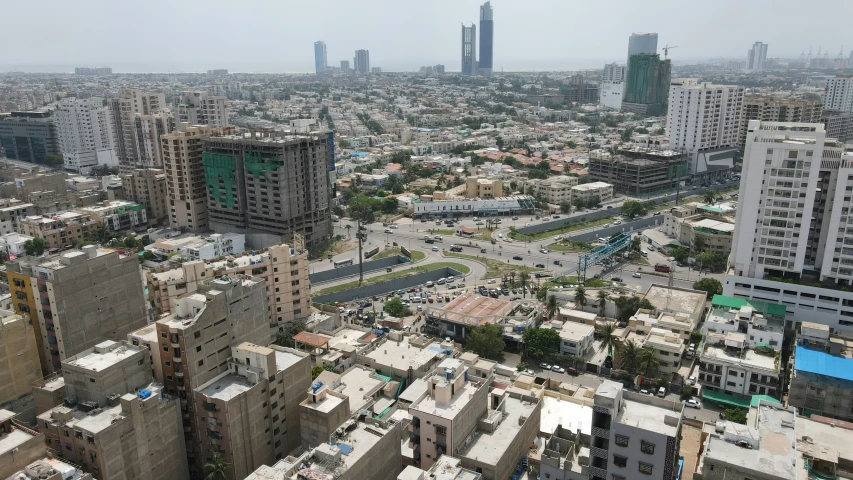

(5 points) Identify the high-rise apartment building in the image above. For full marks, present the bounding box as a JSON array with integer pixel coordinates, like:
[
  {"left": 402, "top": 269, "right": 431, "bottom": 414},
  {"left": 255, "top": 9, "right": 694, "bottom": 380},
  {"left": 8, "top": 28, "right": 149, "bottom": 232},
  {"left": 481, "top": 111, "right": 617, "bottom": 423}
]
[
  {"left": 622, "top": 54, "right": 671, "bottom": 116},
  {"left": 201, "top": 132, "right": 332, "bottom": 248},
  {"left": 823, "top": 74, "right": 853, "bottom": 112},
  {"left": 626, "top": 33, "right": 658, "bottom": 66},
  {"left": 821, "top": 109, "right": 853, "bottom": 143},
  {"left": 154, "top": 277, "right": 270, "bottom": 470},
  {"left": 193, "top": 342, "right": 311, "bottom": 479},
  {"left": 354, "top": 49, "right": 370, "bottom": 74},
  {"left": 0, "top": 311, "right": 41, "bottom": 407},
  {"left": 602, "top": 63, "right": 626, "bottom": 82},
  {"left": 434, "top": 64, "right": 445, "bottom": 74},
  {"left": 461, "top": 24, "right": 477, "bottom": 76},
  {"left": 109, "top": 88, "right": 172, "bottom": 172},
  {"left": 36, "top": 340, "right": 189, "bottom": 480},
  {"left": 173, "top": 91, "right": 228, "bottom": 127},
  {"left": 738, "top": 96, "right": 824, "bottom": 147},
  {"left": 161, "top": 122, "right": 232, "bottom": 231},
  {"left": 478, "top": 1, "right": 493, "bottom": 76},
  {"left": 340, "top": 60, "right": 350, "bottom": 71},
  {"left": 120, "top": 168, "right": 169, "bottom": 225},
  {"left": 746, "top": 41, "right": 769, "bottom": 72},
  {"left": 0, "top": 110, "right": 60, "bottom": 165},
  {"left": 726, "top": 120, "right": 853, "bottom": 332},
  {"left": 5, "top": 246, "right": 148, "bottom": 372},
  {"left": 55, "top": 97, "right": 116, "bottom": 173},
  {"left": 314, "top": 41, "right": 327, "bottom": 75},
  {"left": 666, "top": 82, "right": 744, "bottom": 181}
]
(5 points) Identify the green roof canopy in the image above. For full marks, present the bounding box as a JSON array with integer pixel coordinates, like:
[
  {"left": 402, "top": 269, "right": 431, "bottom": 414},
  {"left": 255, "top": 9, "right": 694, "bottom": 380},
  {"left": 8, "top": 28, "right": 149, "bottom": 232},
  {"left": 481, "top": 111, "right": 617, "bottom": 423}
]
[
  {"left": 750, "top": 394, "right": 780, "bottom": 408},
  {"left": 711, "top": 294, "right": 787, "bottom": 318},
  {"left": 701, "top": 389, "right": 751, "bottom": 409}
]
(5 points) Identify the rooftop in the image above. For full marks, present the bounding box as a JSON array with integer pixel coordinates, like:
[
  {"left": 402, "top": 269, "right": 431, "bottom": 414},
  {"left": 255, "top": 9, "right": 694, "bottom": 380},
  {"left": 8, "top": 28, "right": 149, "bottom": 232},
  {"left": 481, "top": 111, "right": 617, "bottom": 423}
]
[
  {"left": 430, "top": 293, "right": 516, "bottom": 326},
  {"left": 365, "top": 336, "right": 447, "bottom": 371},
  {"left": 617, "top": 395, "right": 682, "bottom": 438},
  {"left": 40, "top": 383, "right": 165, "bottom": 435},
  {"left": 410, "top": 379, "right": 481, "bottom": 421},
  {"left": 794, "top": 345, "right": 853, "bottom": 381},
  {"left": 703, "top": 344, "right": 779, "bottom": 372},
  {"left": 64, "top": 341, "right": 144, "bottom": 372},
  {"left": 0, "top": 429, "right": 36, "bottom": 457},
  {"left": 302, "top": 388, "right": 347, "bottom": 414},
  {"left": 459, "top": 395, "right": 538, "bottom": 463},
  {"left": 338, "top": 367, "right": 388, "bottom": 413},
  {"left": 198, "top": 373, "right": 254, "bottom": 401},
  {"left": 644, "top": 284, "right": 707, "bottom": 318},
  {"left": 559, "top": 321, "right": 595, "bottom": 340},
  {"left": 540, "top": 395, "right": 593, "bottom": 437}
]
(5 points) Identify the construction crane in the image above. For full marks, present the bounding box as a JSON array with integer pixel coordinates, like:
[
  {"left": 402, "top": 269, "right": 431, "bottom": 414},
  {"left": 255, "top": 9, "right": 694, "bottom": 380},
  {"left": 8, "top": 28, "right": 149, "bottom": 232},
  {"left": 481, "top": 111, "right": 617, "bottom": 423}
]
[{"left": 662, "top": 44, "right": 678, "bottom": 59}]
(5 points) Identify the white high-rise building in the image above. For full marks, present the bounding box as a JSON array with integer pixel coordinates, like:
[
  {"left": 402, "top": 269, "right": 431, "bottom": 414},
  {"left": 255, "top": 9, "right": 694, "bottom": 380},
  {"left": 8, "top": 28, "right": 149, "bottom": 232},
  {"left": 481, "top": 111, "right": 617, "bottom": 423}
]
[
  {"left": 725, "top": 120, "right": 853, "bottom": 332},
  {"left": 109, "top": 88, "right": 172, "bottom": 172},
  {"left": 600, "top": 81, "right": 624, "bottom": 110},
  {"left": 824, "top": 74, "right": 853, "bottom": 112},
  {"left": 746, "top": 41, "right": 769, "bottom": 72},
  {"left": 627, "top": 33, "right": 658, "bottom": 65},
  {"left": 603, "top": 63, "right": 626, "bottom": 82},
  {"left": 55, "top": 97, "right": 117, "bottom": 173},
  {"left": 667, "top": 82, "right": 744, "bottom": 180},
  {"left": 174, "top": 91, "right": 228, "bottom": 127}
]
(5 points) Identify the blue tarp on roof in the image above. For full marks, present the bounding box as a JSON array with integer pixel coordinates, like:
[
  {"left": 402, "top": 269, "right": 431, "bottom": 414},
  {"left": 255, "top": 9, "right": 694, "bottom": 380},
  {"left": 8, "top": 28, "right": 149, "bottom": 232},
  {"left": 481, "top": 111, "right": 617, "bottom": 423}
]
[{"left": 795, "top": 345, "right": 853, "bottom": 381}]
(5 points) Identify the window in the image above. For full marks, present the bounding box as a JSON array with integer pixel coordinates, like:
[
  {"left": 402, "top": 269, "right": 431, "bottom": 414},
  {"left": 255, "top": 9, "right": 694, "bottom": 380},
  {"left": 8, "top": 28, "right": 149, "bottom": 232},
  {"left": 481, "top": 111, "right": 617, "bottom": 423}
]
[
  {"left": 615, "top": 435, "right": 629, "bottom": 447},
  {"left": 612, "top": 476, "right": 626, "bottom": 480},
  {"left": 435, "top": 425, "right": 447, "bottom": 435},
  {"left": 613, "top": 455, "right": 627, "bottom": 468},
  {"left": 640, "top": 441, "right": 655, "bottom": 455},
  {"left": 639, "top": 462, "right": 653, "bottom": 475}
]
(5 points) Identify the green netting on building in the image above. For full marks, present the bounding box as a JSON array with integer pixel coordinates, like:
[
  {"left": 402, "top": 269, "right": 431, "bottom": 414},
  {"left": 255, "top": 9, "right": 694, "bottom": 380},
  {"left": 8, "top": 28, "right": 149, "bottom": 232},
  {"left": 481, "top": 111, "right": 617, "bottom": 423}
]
[
  {"left": 667, "top": 162, "right": 689, "bottom": 179},
  {"left": 114, "top": 203, "right": 145, "bottom": 215},
  {"left": 244, "top": 151, "right": 282, "bottom": 182},
  {"left": 202, "top": 153, "right": 237, "bottom": 207}
]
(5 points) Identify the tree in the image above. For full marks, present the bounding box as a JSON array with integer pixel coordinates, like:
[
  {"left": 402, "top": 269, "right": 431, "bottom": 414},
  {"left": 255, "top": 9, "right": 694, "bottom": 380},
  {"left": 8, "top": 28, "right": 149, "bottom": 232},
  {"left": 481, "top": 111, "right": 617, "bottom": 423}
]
[
  {"left": 44, "top": 154, "right": 64, "bottom": 168},
  {"left": 702, "top": 190, "right": 716, "bottom": 205},
  {"left": 516, "top": 361, "right": 528, "bottom": 372},
  {"left": 523, "top": 328, "right": 561, "bottom": 359},
  {"left": 519, "top": 272, "right": 530, "bottom": 298},
  {"left": 693, "top": 236, "right": 707, "bottom": 253},
  {"left": 621, "top": 200, "right": 648, "bottom": 218},
  {"left": 204, "top": 454, "right": 231, "bottom": 480},
  {"left": 275, "top": 322, "right": 305, "bottom": 348},
  {"left": 620, "top": 339, "right": 641, "bottom": 374},
  {"left": 384, "top": 297, "right": 412, "bottom": 317},
  {"left": 670, "top": 246, "right": 689, "bottom": 264},
  {"left": 559, "top": 201, "right": 571, "bottom": 214},
  {"left": 612, "top": 295, "right": 653, "bottom": 322},
  {"left": 546, "top": 294, "right": 558, "bottom": 318},
  {"left": 572, "top": 197, "right": 586, "bottom": 211},
  {"left": 631, "top": 236, "right": 642, "bottom": 253},
  {"left": 695, "top": 251, "right": 726, "bottom": 272},
  {"left": 595, "top": 322, "right": 621, "bottom": 357},
  {"left": 381, "top": 197, "right": 398, "bottom": 214},
  {"left": 467, "top": 323, "right": 505, "bottom": 359},
  {"left": 123, "top": 235, "right": 138, "bottom": 249},
  {"left": 574, "top": 286, "right": 587, "bottom": 309},
  {"left": 527, "top": 169, "right": 548, "bottom": 180},
  {"left": 586, "top": 195, "right": 601, "bottom": 208},
  {"left": 87, "top": 222, "right": 113, "bottom": 244},
  {"left": 693, "top": 278, "right": 723, "bottom": 296},
  {"left": 638, "top": 346, "right": 660, "bottom": 377},
  {"left": 311, "top": 365, "right": 326, "bottom": 380},
  {"left": 680, "top": 384, "right": 694, "bottom": 399},
  {"left": 23, "top": 237, "right": 46, "bottom": 256},
  {"left": 349, "top": 195, "right": 380, "bottom": 224},
  {"left": 597, "top": 290, "right": 609, "bottom": 315},
  {"left": 724, "top": 407, "right": 748, "bottom": 424}
]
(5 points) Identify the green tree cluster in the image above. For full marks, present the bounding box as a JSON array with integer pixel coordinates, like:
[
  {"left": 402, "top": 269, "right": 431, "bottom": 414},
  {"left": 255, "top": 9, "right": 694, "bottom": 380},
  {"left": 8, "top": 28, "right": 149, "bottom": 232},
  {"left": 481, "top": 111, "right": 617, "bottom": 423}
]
[
  {"left": 693, "top": 278, "right": 723, "bottom": 296},
  {"left": 612, "top": 295, "right": 654, "bottom": 322},
  {"left": 522, "top": 328, "right": 560, "bottom": 359},
  {"left": 384, "top": 297, "right": 412, "bottom": 317},
  {"left": 23, "top": 237, "right": 47, "bottom": 256},
  {"left": 467, "top": 323, "right": 505, "bottom": 359}
]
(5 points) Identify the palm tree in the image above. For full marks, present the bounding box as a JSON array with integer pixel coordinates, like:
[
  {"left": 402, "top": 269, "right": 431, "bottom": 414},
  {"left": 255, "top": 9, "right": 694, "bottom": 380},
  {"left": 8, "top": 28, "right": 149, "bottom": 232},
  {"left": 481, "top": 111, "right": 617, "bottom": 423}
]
[
  {"left": 702, "top": 190, "right": 715, "bottom": 205},
  {"left": 595, "top": 322, "right": 621, "bottom": 357},
  {"left": 344, "top": 224, "right": 352, "bottom": 239},
  {"left": 597, "top": 291, "right": 609, "bottom": 316},
  {"left": 204, "top": 454, "right": 230, "bottom": 480},
  {"left": 574, "top": 286, "right": 587, "bottom": 309},
  {"left": 620, "top": 339, "right": 640, "bottom": 374},
  {"left": 508, "top": 270, "right": 516, "bottom": 288},
  {"left": 638, "top": 346, "right": 660, "bottom": 377},
  {"left": 546, "top": 294, "right": 558, "bottom": 318},
  {"left": 519, "top": 272, "right": 529, "bottom": 298}
]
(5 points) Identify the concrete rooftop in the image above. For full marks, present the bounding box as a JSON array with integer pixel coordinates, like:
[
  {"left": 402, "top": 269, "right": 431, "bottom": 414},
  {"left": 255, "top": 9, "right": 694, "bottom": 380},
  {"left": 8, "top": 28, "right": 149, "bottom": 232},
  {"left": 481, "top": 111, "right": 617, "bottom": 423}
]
[{"left": 459, "top": 396, "right": 537, "bottom": 464}]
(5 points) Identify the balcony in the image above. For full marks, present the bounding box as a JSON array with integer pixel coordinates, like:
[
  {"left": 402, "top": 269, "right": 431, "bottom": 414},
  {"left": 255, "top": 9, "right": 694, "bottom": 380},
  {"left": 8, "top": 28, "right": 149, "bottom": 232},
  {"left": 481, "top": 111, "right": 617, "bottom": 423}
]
[
  {"left": 591, "top": 426, "right": 610, "bottom": 438},
  {"left": 591, "top": 446, "right": 609, "bottom": 459},
  {"left": 589, "top": 466, "right": 608, "bottom": 479}
]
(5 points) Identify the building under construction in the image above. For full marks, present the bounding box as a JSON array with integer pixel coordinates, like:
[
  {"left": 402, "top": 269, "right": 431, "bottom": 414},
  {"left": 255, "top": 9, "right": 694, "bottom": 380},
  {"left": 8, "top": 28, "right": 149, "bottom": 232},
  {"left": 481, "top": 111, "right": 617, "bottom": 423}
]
[
  {"left": 201, "top": 132, "right": 332, "bottom": 248},
  {"left": 622, "top": 54, "right": 671, "bottom": 116},
  {"left": 588, "top": 147, "right": 689, "bottom": 197}
]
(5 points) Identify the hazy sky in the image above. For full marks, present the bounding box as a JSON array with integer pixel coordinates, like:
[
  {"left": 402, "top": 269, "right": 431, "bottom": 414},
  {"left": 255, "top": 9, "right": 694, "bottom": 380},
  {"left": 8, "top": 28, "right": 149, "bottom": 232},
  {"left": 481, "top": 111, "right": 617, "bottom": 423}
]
[{"left": 4, "top": 0, "right": 851, "bottom": 72}]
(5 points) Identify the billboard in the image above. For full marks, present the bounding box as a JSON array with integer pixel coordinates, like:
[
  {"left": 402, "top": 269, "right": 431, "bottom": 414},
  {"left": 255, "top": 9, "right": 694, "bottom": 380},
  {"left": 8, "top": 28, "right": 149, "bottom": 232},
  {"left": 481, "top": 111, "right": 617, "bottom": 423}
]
[{"left": 400, "top": 246, "right": 412, "bottom": 259}]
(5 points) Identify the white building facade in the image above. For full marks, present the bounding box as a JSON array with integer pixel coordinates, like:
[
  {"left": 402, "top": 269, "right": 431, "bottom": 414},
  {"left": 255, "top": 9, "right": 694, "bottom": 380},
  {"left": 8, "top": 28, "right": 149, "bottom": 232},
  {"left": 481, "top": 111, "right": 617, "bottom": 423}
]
[
  {"left": 600, "top": 82, "right": 624, "bottom": 111},
  {"left": 603, "top": 63, "right": 626, "bottom": 83},
  {"left": 824, "top": 75, "right": 853, "bottom": 112},
  {"left": 55, "top": 97, "right": 117, "bottom": 173},
  {"left": 746, "top": 42, "right": 768, "bottom": 72},
  {"left": 174, "top": 91, "right": 228, "bottom": 127}
]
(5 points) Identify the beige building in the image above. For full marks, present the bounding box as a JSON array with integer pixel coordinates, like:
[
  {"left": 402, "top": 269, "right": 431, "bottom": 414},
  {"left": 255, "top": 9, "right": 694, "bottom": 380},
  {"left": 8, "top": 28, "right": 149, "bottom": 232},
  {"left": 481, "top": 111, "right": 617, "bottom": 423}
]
[
  {"left": 738, "top": 96, "right": 823, "bottom": 148},
  {"left": 75, "top": 200, "right": 149, "bottom": 232},
  {"left": 465, "top": 176, "right": 503, "bottom": 198},
  {"left": 570, "top": 181, "right": 613, "bottom": 204},
  {"left": 162, "top": 123, "right": 232, "bottom": 231},
  {"left": 121, "top": 168, "right": 169, "bottom": 225},
  {"left": 525, "top": 176, "right": 578, "bottom": 205},
  {"left": 0, "top": 311, "right": 41, "bottom": 408},
  {"left": 127, "top": 324, "right": 164, "bottom": 382},
  {"left": 662, "top": 202, "right": 735, "bottom": 255},
  {"left": 193, "top": 343, "right": 311, "bottom": 479},
  {"left": 146, "top": 243, "right": 309, "bottom": 332},
  {"left": 108, "top": 88, "right": 171, "bottom": 173},
  {"left": 6, "top": 246, "right": 148, "bottom": 372},
  {"left": 154, "top": 276, "right": 270, "bottom": 471},
  {"left": 0, "top": 199, "right": 34, "bottom": 235},
  {"left": 60, "top": 340, "right": 151, "bottom": 409},
  {"left": 0, "top": 409, "right": 93, "bottom": 480},
  {"left": 19, "top": 211, "right": 97, "bottom": 249},
  {"left": 298, "top": 378, "right": 351, "bottom": 450}
]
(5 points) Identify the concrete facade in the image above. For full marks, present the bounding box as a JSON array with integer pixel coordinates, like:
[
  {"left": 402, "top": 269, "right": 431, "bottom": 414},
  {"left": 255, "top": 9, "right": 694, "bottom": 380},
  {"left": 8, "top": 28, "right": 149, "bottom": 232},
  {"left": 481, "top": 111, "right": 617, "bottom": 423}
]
[
  {"left": 0, "top": 200, "right": 34, "bottom": 235},
  {"left": 6, "top": 246, "right": 148, "bottom": 373},
  {"left": 0, "top": 312, "right": 41, "bottom": 407},
  {"left": 121, "top": 168, "right": 169, "bottom": 225},
  {"left": 299, "top": 382, "right": 351, "bottom": 450},
  {"left": 108, "top": 88, "right": 171, "bottom": 173},
  {"left": 739, "top": 96, "right": 823, "bottom": 148},
  {"left": 173, "top": 92, "right": 228, "bottom": 127},
  {"left": 55, "top": 97, "right": 116, "bottom": 173},
  {"left": 61, "top": 340, "right": 151, "bottom": 409}
]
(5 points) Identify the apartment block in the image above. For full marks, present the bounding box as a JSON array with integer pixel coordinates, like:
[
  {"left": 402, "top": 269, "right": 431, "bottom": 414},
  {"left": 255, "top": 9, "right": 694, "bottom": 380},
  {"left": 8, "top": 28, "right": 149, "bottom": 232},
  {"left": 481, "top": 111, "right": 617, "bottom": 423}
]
[
  {"left": 603, "top": 63, "right": 626, "bottom": 83},
  {"left": 787, "top": 322, "right": 853, "bottom": 421},
  {"left": 154, "top": 276, "right": 270, "bottom": 470},
  {"left": 464, "top": 176, "right": 503, "bottom": 198},
  {"left": 0, "top": 311, "right": 41, "bottom": 407},
  {"left": 19, "top": 211, "right": 97, "bottom": 248},
  {"left": 0, "top": 199, "right": 34, "bottom": 235},
  {"left": 162, "top": 123, "right": 232, "bottom": 231},
  {"left": 174, "top": 91, "right": 228, "bottom": 127},
  {"left": 75, "top": 200, "right": 149, "bottom": 232},
  {"left": 824, "top": 74, "right": 853, "bottom": 112},
  {"left": 120, "top": 168, "right": 169, "bottom": 225},
  {"left": 738, "top": 96, "right": 823, "bottom": 147},
  {"left": 666, "top": 83, "right": 743, "bottom": 181},
  {"left": 725, "top": 121, "right": 853, "bottom": 332},
  {"left": 0, "top": 409, "right": 93, "bottom": 480},
  {"left": 193, "top": 343, "right": 311, "bottom": 479},
  {"left": 661, "top": 203, "right": 735, "bottom": 256},
  {"left": 0, "top": 109, "right": 60, "bottom": 165},
  {"left": 589, "top": 381, "right": 683, "bottom": 480},
  {"left": 127, "top": 324, "right": 164, "bottom": 382},
  {"left": 146, "top": 243, "right": 309, "bottom": 332},
  {"left": 570, "top": 182, "right": 613, "bottom": 204},
  {"left": 698, "top": 331, "right": 781, "bottom": 400},
  {"left": 55, "top": 97, "right": 116, "bottom": 173},
  {"left": 6, "top": 246, "right": 148, "bottom": 372},
  {"left": 60, "top": 340, "right": 151, "bottom": 409},
  {"left": 7, "top": 168, "right": 71, "bottom": 214},
  {"left": 524, "top": 176, "right": 578, "bottom": 205},
  {"left": 108, "top": 88, "right": 171, "bottom": 172},
  {"left": 202, "top": 132, "right": 332, "bottom": 248},
  {"left": 821, "top": 109, "right": 853, "bottom": 143},
  {"left": 299, "top": 381, "right": 351, "bottom": 450}
]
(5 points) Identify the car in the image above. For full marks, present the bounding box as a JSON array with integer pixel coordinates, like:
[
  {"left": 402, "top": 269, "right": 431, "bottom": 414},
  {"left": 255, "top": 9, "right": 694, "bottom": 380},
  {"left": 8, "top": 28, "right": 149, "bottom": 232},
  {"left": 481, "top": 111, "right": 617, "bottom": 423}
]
[
  {"left": 494, "top": 219, "right": 502, "bottom": 223},
  {"left": 512, "top": 216, "right": 519, "bottom": 220},
  {"left": 554, "top": 235, "right": 562, "bottom": 241},
  {"left": 431, "top": 246, "right": 439, "bottom": 251},
  {"left": 613, "top": 220, "right": 621, "bottom": 225},
  {"left": 498, "top": 233, "right": 503, "bottom": 238},
  {"left": 425, "top": 281, "right": 434, "bottom": 288},
  {"left": 534, "top": 263, "right": 545, "bottom": 268},
  {"left": 567, "top": 367, "right": 579, "bottom": 376},
  {"left": 735, "top": 440, "right": 753, "bottom": 449},
  {"left": 639, "top": 389, "right": 650, "bottom": 396},
  {"left": 504, "top": 237, "right": 513, "bottom": 243},
  {"left": 682, "top": 398, "right": 701, "bottom": 409},
  {"left": 606, "top": 205, "right": 613, "bottom": 209},
  {"left": 501, "top": 288, "right": 510, "bottom": 295},
  {"left": 435, "top": 220, "right": 442, "bottom": 225},
  {"left": 539, "top": 248, "right": 549, "bottom": 254},
  {"left": 417, "top": 305, "right": 423, "bottom": 312},
  {"left": 488, "top": 279, "right": 497, "bottom": 284},
  {"left": 384, "top": 228, "right": 393, "bottom": 233},
  {"left": 632, "top": 272, "right": 642, "bottom": 278},
  {"left": 551, "top": 365, "right": 566, "bottom": 373},
  {"left": 553, "top": 215, "right": 560, "bottom": 219},
  {"left": 427, "top": 297, "right": 434, "bottom": 303},
  {"left": 603, "top": 223, "right": 610, "bottom": 228},
  {"left": 611, "top": 277, "right": 622, "bottom": 282},
  {"left": 542, "top": 216, "right": 551, "bottom": 221},
  {"left": 434, "top": 235, "right": 443, "bottom": 242},
  {"left": 688, "top": 375, "right": 697, "bottom": 385},
  {"left": 653, "top": 212, "right": 662, "bottom": 216},
  {"left": 437, "top": 278, "right": 446, "bottom": 285},
  {"left": 480, "top": 248, "right": 487, "bottom": 253},
  {"left": 408, "top": 287, "right": 417, "bottom": 293},
  {"left": 411, "top": 297, "right": 421, "bottom": 303},
  {"left": 657, "top": 387, "right": 667, "bottom": 398},
  {"left": 337, "top": 306, "right": 345, "bottom": 313},
  {"left": 647, "top": 245, "right": 656, "bottom": 251},
  {"left": 512, "top": 256, "right": 523, "bottom": 260},
  {"left": 540, "top": 363, "right": 552, "bottom": 370},
  {"left": 444, "top": 295, "right": 450, "bottom": 302},
  {"left": 401, "top": 300, "right": 411, "bottom": 306},
  {"left": 475, "top": 221, "right": 484, "bottom": 225},
  {"left": 448, "top": 284, "right": 457, "bottom": 290},
  {"left": 437, "top": 296, "right": 444, "bottom": 303},
  {"left": 511, "top": 288, "right": 518, "bottom": 294}
]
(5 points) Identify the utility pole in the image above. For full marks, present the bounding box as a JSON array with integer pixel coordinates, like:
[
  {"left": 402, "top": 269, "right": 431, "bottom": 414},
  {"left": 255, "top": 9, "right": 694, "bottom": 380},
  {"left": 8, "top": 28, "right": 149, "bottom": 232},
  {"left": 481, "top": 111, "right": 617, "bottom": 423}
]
[{"left": 357, "top": 220, "right": 364, "bottom": 284}]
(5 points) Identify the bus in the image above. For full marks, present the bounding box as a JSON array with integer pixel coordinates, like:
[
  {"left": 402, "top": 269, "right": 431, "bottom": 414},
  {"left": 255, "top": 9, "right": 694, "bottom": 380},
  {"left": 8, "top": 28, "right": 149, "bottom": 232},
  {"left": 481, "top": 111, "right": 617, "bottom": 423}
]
[
  {"left": 334, "top": 258, "right": 354, "bottom": 268},
  {"left": 654, "top": 263, "right": 671, "bottom": 273},
  {"left": 364, "top": 247, "right": 380, "bottom": 259}
]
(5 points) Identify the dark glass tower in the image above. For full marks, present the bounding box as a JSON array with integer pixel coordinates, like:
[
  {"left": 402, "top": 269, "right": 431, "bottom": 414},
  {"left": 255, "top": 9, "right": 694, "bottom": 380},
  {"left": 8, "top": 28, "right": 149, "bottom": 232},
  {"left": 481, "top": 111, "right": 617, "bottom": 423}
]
[{"left": 478, "top": 1, "right": 493, "bottom": 76}]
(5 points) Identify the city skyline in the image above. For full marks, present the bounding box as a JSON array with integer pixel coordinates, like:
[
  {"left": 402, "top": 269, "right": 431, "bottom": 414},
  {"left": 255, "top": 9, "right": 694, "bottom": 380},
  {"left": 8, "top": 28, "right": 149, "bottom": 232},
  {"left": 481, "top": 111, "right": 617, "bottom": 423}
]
[{"left": 2, "top": 0, "right": 850, "bottom": 73}]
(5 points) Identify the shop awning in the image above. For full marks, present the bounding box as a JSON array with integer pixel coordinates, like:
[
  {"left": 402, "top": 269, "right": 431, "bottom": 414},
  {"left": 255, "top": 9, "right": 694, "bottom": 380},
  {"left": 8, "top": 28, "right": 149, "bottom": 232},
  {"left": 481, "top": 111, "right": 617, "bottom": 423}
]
[{"left": 701, "top": 389, "right": 751, "bottom": 409}]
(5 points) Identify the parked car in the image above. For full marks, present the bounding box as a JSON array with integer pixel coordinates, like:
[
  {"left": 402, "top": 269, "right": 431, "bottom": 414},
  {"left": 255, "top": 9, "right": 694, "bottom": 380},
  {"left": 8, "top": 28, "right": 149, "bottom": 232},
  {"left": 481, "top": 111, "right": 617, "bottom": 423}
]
[
  {"left": 512, "top": 256, "right": 523, "bottom": 260},
  {"left": 512, "top": 216, "right": 519, "bottom": 220},
  {"left": 688, "top": 375, "right": 697, "bottom": 385},
  {"left": 639, "top": 389, "right": 650, "bottom": 395},
  {"left": 480, "top": 248, "right": 487, "bottom": 253},
  {"left": 534, "top": 263, "right": 545, "bottom": 268},
  {"left": 431, "top": 246, "right": 439, "bottom": 251},
  {"left": 682, "top": 399, "right": 701, "bottom": 409},
  {"left": 384, "top": 228, "right": 393, "bottom": 233},
  {"left": 540, "top": 363, "right": 551, "bottom": 370},
  {"left": 632, "top": 272, "right": 642, "bottom": 278},
  {"left": 551, "top": 366, "right": 566, "bottom": 374},
  {"left": 437, "top": 278, "right": 446, "bottom": 285},
  {"left": 567, "top": 367, "right": 579, "bottom": 376},
  {"left": 390, "top": 224, "right": 398, "bottom": 229},
  {"left": 657, "top": 387, "right": 667, "bottom": 398}
]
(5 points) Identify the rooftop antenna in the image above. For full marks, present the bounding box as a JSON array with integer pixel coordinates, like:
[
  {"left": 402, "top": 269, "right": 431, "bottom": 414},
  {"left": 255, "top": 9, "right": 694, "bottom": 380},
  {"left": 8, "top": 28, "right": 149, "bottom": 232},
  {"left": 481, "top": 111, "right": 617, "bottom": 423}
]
[{"left": 662, "top": 45, "right": 678, "bottom": 60}]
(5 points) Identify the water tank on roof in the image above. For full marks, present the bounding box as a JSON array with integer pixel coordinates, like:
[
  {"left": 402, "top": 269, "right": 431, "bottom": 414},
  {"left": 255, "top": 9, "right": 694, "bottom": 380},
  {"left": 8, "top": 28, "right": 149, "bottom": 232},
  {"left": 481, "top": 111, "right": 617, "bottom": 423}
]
[
  {"left": 137, "top": 389, "right": 152, "bottom": 400},
  {"left": 312, "top": 382, "right": 323, "bottom": 393}
]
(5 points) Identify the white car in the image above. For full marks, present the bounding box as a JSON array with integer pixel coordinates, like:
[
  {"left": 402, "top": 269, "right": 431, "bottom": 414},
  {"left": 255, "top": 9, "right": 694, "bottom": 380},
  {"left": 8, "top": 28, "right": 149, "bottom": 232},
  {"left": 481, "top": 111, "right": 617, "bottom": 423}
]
[
  {"left": 682, "top": 399, "right": 701, "bottom": 409},
  {"left": 431, "top": 246, "right": 439, "bottom": 251},
  {"left": 384, "top": 228, "right": 393, "bottom": 233},
  {"left": 390, "top": 225, "right": 398, "bottom": 229},
  {"left": 688, "top": 375, "right": 697, "bottom": 385},
  {"left": 487, "top": 279, "right": 497, "bottom": 284},
  {"left": 539, "top": 248, "right": 548, "bottom": 254},
  {"left": 554, "top": 235, "right": 562, "bottom": 240},
  {"left": 434, "top": 235, "right": 443, "bottom": 242},
  {"left": 498, "top": 233, "right": 503, "bottom": 238},
  {"left": 632, "top": 272, "right": 641, "bottom": 278}
]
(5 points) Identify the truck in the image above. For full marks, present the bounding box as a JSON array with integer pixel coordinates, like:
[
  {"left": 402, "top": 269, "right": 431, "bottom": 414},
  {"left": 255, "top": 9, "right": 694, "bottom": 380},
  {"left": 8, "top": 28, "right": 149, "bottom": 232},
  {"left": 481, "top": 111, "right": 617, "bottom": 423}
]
[
  {"left": 449, "top": 245, "right": 463, "bottom": 252},
  {"left": 654, "top": 263, "right": 671, "bottom": 273}
]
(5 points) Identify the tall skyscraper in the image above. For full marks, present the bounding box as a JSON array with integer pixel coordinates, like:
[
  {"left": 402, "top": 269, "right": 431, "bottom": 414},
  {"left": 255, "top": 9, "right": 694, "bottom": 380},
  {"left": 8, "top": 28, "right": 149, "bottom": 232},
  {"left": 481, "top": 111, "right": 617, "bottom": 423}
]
[
  {"left": 314, "top": 40, "right": 327, "bottom": 75},
  {"left": 746, "top": 41, "right": 769, "bottom": 71},
  {"left": 354, "top": 49, "right": 370, "bottom": 74},
  {"left": 340, "top": 60, "right": 350, "bottom": 71},
  {"left": 738, "top": 96, "right": 823, "bottom": 147},
  {"left": 109, "top": 88, "right": 172, "bottom": 172},
  {"left": 461, "top": 23, "right": 477, "bottom": 76},
  {"left": 173, "top": 91, "right": 228, "bottom": 127},
  {"left": 602, "top": 63, "right": 626, "bottom": 82},
  {"left": 478, "top": 1, "right": 493, "bottom": 76},
  {"left": 824, "top": 74, "right": 853, "bottom": 112},
  {"left": 55, "top": 97, "right": 117, "bottom": 173},
  {"left": 627, "top": 33, "right": 658, "bottom": 65},
  {"left": 202, "top": 132, "right": 332, "bottom": 248},
  {"left": 622, "top": 54, "right": 671, "bottom": 116},
  {"left": 666, "top": 82, "right": 744, "bottom": 180}
]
